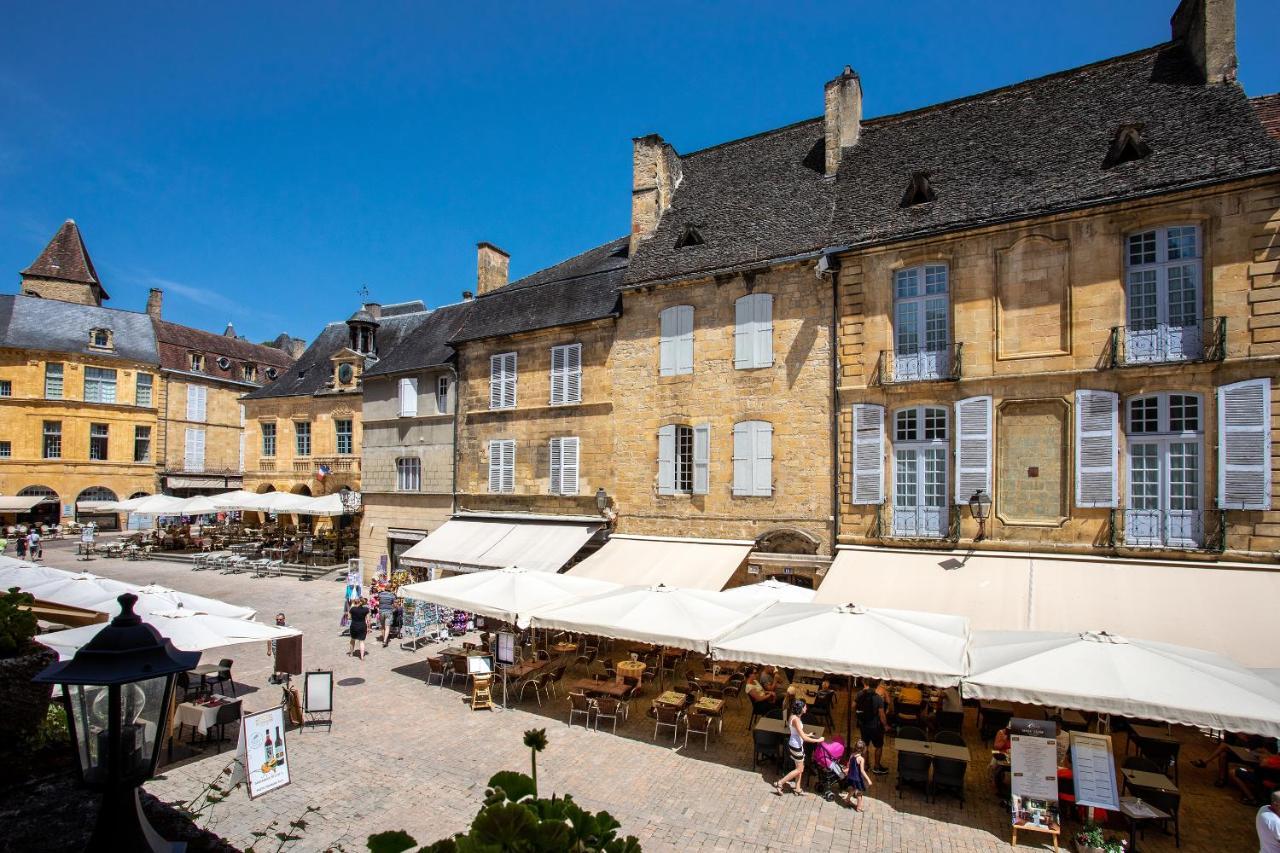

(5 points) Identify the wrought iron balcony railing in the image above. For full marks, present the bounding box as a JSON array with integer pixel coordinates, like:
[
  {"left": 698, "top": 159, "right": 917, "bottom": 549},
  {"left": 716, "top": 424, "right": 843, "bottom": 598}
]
[
  {"left": 873, "top": 343, "right": 963, "bottom": 385},
  {"left": 1107, "top": 508, "right": 1225, "bottom": 552},
  {"left": 872, "top": 503, "right": 961, "bottom": 542},
  {"left": 1105, "top": 317, "right": 1225, "bottom": 368}
]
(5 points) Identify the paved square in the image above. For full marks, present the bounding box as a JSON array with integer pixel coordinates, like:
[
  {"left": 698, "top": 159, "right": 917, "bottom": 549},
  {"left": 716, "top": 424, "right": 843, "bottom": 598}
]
[{"left": 39, "top": 539, "right": 1261, "bottom": 852}]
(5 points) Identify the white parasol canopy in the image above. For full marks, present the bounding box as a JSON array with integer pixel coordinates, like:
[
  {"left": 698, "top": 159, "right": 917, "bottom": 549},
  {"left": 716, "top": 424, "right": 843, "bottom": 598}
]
[
  {"left": 235, "top": 491, "right": 315, "bottom": 513},
  {"left": 530, "top": 583, "right": 767, "bottom": 653},
  {"left": 0, "top": 556, "right": 74, "bottom": 591},
  {"left": 964, "top": 630, "right": 1280, "bottom": 738},
  {"left": 120, "top": 584, "right": 255, "bottom": 620},
  {"left": 112, "top": 494, "right": 188, "bottom": 515},
  {"left": 399, "top": 566, "right": 619, "bottom": 629},
  {"left": 10, "top": 568, "right": 254, "bottom": 620},
  {"left": 170, "top": 495, "right": 226, "bottom": 515},
  {"left": 719, "top": 578, "right": 816, "bottom": 605},
  {"left": 712, "top": 602, "right": 970, "bottom": 687},
  {"left": 21, "top": 571, "right": 135, "bottom": 609},
  {"left": 37, "top": 608, "right": 301, "bottom": 660},
  {"left": 292, "top": 493, "right": 348, "bottom": 516}
]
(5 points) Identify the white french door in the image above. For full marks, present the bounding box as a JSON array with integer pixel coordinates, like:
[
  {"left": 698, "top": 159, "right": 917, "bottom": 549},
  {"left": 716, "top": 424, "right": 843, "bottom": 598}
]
[
  {"left": 1124, "top": 226, "right": 1202, "bottom": 363},
  {"left": 893, "top": 445, "right": 947, "bottom": 538},
  {"left": 1126, "top": 439, "right": 1202, "bottom": 547},
  {"left": 893, "top": 265, "right": 949, "bottom": 381}
]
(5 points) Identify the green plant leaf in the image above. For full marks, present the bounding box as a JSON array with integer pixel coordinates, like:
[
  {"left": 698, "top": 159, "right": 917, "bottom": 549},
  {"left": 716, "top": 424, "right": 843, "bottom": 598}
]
[
  {"left": 487, "top": 771, "right": 536, "bottom": 803},
  {"left": 470, "top": 802, "right": 539, "bottom": 847},
  {"left": 366, "top": 830, "right": 419, "bottom": 853}
]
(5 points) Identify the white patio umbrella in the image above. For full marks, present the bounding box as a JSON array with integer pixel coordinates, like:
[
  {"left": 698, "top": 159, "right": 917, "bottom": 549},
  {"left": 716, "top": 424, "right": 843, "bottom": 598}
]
[
  {"left": 37, "top": 607, "right": 301, "bottom": 660},
  {"left": 292, "top": 493, "right": 347, "bottom": 516},
  {"left": 208, "top": 489, "right": 264, "bottom": 508},
  {"left": 530, "top": 583, "right": 766, "bottom": 654},
  {"left": 111, "top": 584, "right": 255, "bottom": 620},
  {"left": 711, "top": 602, "right": 970, "bottom": 687},
  {"left": 21, "top": 571, "right": 136, "bottom": 609},
  {"left": 238, "top": 491, "right": 314, "bottom": 513},
  {"left": 118, "top": 494, "right": 189, "bottom": 515},
  {"left": 1253, "top": 669, "right": 1280, "bottom": 691},
  {"left": 400, "top": 566, "right": 619, "bottom": 629},
  {"left": 0, "top": 557, "right": 74, "bottom": 591},
  {"left": 171, "top": 495, "right": 226, "bottom": 515},
  {"left": 964, "top": 630, "right": 1280, "bottom": 738},
  {"left": 719, "top": 578, "right": 816, "bottom": 605}
]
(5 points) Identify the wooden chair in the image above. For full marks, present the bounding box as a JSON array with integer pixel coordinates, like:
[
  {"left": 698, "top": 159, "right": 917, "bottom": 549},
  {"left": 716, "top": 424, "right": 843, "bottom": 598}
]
[
  {"left": 448, "top": 656, "right": 469, "bottom": 688},
  {"left": 654, "top": 705, "right": 682, "bottom": 743},
  {"left": 426, "top": 657, "right": 446, "bottom": 687},
  {"left": 930, "top": 757, "right": 966, "bottom": 806},
  {"left": 595, "top": 698, "right": 623, "bottom": 733},
  {"left": 685, "top": 712, "right": 713, "bottom": 750},
  {"left": 933, "top": 730, "right": 965, "bottom": 747},
  {"left": 568, "top": 692, "right": 595, "bottom": 729}
]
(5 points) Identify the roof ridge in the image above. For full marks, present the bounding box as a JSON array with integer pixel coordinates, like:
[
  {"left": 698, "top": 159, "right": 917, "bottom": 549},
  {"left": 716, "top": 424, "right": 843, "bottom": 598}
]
[
  {"left": 495, "top": 236, "right": 628, "bottom": 294},
  {"left": 10, "top": 292, "right": 145, "bottom": 318},
  {"left": 680, "top": 116, "right": 824, "bottom": 159}
]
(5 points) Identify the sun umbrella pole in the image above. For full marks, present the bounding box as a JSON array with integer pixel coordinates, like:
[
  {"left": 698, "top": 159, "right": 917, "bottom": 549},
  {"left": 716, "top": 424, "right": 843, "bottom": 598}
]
[{"left": 846, "top": 674, "right": 853, "bottom": 745}]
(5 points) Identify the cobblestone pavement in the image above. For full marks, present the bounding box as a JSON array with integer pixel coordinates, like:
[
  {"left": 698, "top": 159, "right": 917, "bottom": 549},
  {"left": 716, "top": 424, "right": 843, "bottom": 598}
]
[{"left": 41, "top": 539, "right": 1259, "bottom": 852}]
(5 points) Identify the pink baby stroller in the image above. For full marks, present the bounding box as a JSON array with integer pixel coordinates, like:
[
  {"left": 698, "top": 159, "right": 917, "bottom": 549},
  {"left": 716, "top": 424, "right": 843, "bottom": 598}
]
[{"left": 813, "top": 737, "right": 849, "bottom": 801}]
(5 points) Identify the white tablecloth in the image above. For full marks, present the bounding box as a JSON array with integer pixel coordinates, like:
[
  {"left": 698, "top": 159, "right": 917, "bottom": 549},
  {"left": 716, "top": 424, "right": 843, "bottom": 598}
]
[{"left": 175, "top": 695, "right": 240, "bottom": 732}]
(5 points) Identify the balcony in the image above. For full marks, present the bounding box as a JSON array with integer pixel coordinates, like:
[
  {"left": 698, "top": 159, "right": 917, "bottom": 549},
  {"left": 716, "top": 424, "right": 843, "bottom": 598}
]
[
  {"left": 292, "top": 456, "right": 358, "bottom": 474},
  {"left": 258, "top": 459, "right": 276, "bottom": 471},
  {"left": 1106, "top": 317, "right": 1225, "bottom": 368},
  {"left": 873, "top": 343, "right": 963, "bottom": 386},
  {"left": 873, "top": 504, "right": 961, "bottom": 542},
  {"left": 1109, "top": 508, "right": 1225, "bottom": 552}
]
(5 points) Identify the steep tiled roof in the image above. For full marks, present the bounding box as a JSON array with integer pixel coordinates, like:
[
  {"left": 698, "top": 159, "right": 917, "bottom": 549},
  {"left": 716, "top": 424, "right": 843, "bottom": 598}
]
[
  {"left": 450, "top": 237, "right": 629, "bottom": 343},
  {"left": 21, "top": 220, "right": 108, "bottom": 298},
  {"left": 153, "top": 319, "right": 295, "bottom": 382},
  {"left": 364, "top": 300, "right": 473, "bottom": 377},
  {"left": 244, "top": 302, "right": 430, "bottom": 399},
  {"left": 626, "top": 43, "right": 1280, "bottom": 286},
  {"left": 0, "top": 294, "right": 157, "bottom": 364},
  {"left": 1253, "top": 93, "right": 1280, "bottom": 141}
]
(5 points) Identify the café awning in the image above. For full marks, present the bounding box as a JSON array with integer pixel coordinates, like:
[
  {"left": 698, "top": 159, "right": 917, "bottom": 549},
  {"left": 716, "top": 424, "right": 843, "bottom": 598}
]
[
  {"left": 818, "top": 546, "right": 1280, "bottom": 667},
  {"left": 399, "top": 518, "right": 601, "bottom": 574},
  {"left": 566, "top": 534, "right": 753, "bottom": 591},
  {"left": 400, "top": 567, "right": 619, "bottom": 628},
  {"left": 0, "top": 495, "right": 47, "bottom": 512}
]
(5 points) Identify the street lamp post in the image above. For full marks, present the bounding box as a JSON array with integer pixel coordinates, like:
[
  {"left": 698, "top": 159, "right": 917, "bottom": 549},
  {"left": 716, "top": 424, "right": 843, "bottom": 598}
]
[
  {"left": 34, "top": 593, "right": 199, "bottom": 852},
  {"left": 594, "top": 487, "right": 609, "bottom": 514},
  {"left": 967, "top": 489, "right": 993, "bottom": 542}
]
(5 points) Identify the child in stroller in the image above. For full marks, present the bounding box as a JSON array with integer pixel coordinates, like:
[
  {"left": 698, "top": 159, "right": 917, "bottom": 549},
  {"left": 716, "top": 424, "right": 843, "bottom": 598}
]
[{"left": 813, "top": 738, "right": 872, "bottom": 810}]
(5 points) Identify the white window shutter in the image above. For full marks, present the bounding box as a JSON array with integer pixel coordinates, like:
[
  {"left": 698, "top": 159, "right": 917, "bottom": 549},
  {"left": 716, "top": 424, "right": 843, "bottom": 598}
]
[
  {"left": 488, "top": 441, "right": 503, "bottom": 493},
  {"left": 732, "top": 422, "right": 751, "bottom": 495},
  {"left": 734, "top": 297, "right": 752, "bottom": 369},
  {"left": 659, "top": 309, "right": 676, "bottom": 376},
  {"left": 755, "top": 294, "right": 773, "bottom": 368},
  {"left": 550, "top": 346, "right": 566, "bottom": 405},
  {"left": 566, "top": 344, "right": 581, "bottom": 403},
  {"left": 561, "top": 437, "right": 579, "bottom": 495},
  {"left": 186, "top": 384, "right": 197, "bottom": 421},
  {"left": 194, "top": 429, "right": 205, "bottom": 471},
  {"left": 754, "top": 421, "right": 774, "bottom": 496},
  {"left": 954, "top": 396, "right": 992, "bottom": 503},
  {"left": 184, "top": 428, "right": 196, "bottom": 470},
  {"left": 693, "top": 423, "right": 711, "bottom": 495},
  {"left": 657, "top": 425, "right": 676, "bottom": 495},
  {"left": 489, "top": 357, "right": 502, "bottom": 408},
  {"left": 504, "top": 353, "right": 517, "bottom": 408},
  {"left": 399, "top": 377, "right": 418, "bottom": 417},
  {"left": 1218, "top": 378, "right": 1272, "bottom": 510},
  {"left": 851, "top": 404, "right": 885, "bottom": 505},
  {"left": 677, "top": 306, "right": 694, "bottom": 374},
  {"left": 196, "top": 386, "right": 207, "bottom": 422},
  {"left": 502, "top": 440, "right": 515, "bottom": 493},
  {"left": 1074, "top": 390, "right": 1119, "bottom": 508},
  {"left": 549, "top": 438, "right": 562, "bottom": 494}
]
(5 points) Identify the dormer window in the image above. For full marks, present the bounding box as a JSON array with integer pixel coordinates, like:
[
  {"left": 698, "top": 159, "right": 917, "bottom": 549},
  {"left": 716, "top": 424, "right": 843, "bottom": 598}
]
[
  {"left": 189, "top": 352, "right": 205, "bottom": 372},
  {"left": 675, "top": 223, "right": 705, "bottom": 249},
  {"left": 242, "top": 363, "right": 257, "bottom": 382},
  {"left": 336, "top": 363, "right": 355, "bottom": 385},
  {"left": 1103, "top": 123, "right": 1151, "bottom": 169},
  {"left": 901, "top": 171, "right": 936, "bottom": 207},
  {"left": 89, "top": 328, "right": 113, "bottom": 350}
]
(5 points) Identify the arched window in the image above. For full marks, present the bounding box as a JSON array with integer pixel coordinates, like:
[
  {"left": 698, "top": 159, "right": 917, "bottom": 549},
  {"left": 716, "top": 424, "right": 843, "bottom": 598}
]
[
  {"left": 76, "top": 486, "right": 118, "bottom": 503},
  {"left": 891, "top": 406, "right": 948, "bottom": 538}
]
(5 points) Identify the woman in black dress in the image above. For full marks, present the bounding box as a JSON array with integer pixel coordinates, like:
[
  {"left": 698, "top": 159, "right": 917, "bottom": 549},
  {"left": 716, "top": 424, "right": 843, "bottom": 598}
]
[{"left": 348, "top": 597, "right": 370, "bottom": 660}]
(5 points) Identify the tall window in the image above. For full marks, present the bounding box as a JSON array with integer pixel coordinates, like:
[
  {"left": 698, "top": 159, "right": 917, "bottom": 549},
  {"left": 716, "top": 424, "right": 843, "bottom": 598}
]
[
  {"left": 242, "top": 364, "right": 257, "bottom": 382},
  {"left": 185, "top": 384, "right": 207, "bottom": 422},
  {"left": 42, "top": 421, "right": 61, "bottom": 459},
  {"left": 892, "top": 406, "right": 948, "bottom": 538},
  {"left": 184, "top": 428, "right": 205, "bottom": 471},
  {"left": 1124, "top": 226, "right": 1202, "bottom": 363},
  {"left": 190, "top": 352, "right": 205, "bottom": 372},
  {"left": 335, "top": 419, "right": 353, "bottom": 455},
  {"left": 134, "top": 426, "right": 152, "bottom": 463},
  {"left": 396, "top": 457, "right": 421, "bottom": 492},
  {"left": 550, "top": 344, "right": 582, "bottom": 405},
  {"left": 436, "top": 376, "right": 449, "bottom": 413},
  {"left": 549, "top": 436, "right": 580, "bottom": 495},
  {"left": 732, "top": 421, "right": 774, "bottom": 496},
  {"left": 489, "top": 353, "right": 517, "bottom": 409},
  {"left": 893, "top": 265, "right": 950, "bottom": 381},
  {"left": 295, "top": 421, "right": 311, "bottom": 456},
  {"left": 44, "top": 362, "right": 64, "bottom": 399},
  {"left": 658, "top": 305, "right": 694, "bottom": 376},
  {"left": 89, "top": 423, "right": 109, "bottom": 461},
  {"left": 135, "top": 373, "right": 153, "bottom": 406},
  {"left": 261, "top": 422, "right": 277, "bottom": 456},
  {"left": 398, "top": 377, "right": 419, "bottom": 417},
  {"left": 1126, "top": 392, "right": 1203, "bottom": 548},
  {"left": 657, "top": 423, "right": 710, "bottom": 495},
  {"left": 0, "top": 380, "right": 10, "bottom": 397},
  {"left": 734, "top": 294, "right": 774, "bottom": 369},
  {"left": 83, "top": 367, "right": 117, "bottom": 403},
  {"left": 487, "top": 440, "right": 515, "bottom": 493}
]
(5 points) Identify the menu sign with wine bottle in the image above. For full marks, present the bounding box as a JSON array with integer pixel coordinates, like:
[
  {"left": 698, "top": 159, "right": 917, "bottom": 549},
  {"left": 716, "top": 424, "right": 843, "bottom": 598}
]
[{"left": 238, "top": 706, "right": 292, "bottom": 799}]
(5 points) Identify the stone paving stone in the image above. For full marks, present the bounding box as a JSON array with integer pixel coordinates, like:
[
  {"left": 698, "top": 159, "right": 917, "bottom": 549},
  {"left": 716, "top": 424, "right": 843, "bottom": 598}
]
[{"left": 38, "top": 538, "right": 1261, "bottom": 852}]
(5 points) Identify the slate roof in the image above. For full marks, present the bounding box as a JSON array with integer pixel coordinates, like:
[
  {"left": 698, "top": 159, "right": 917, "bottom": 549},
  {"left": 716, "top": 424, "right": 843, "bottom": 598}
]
[
  {"left": 0, "top": 294, "right": 157, "bottom": 364},
  {"left": 450, "top": 237, "right": 630, "bottom": 343},
  {"left": 625, "top": 43, "right": 1280, "bottom": 286},
  {"left": 153, "top": 319, "right": 295, "bottom": 382},
  {"left": 363, "top": 300, "right": 473, "bottom": 378},
  {"left": 21, "top": 220, "right": 108, "bottom": 298},
  {"left": 244, "top": 301, "right": 430, "bottom": 399},
  {"left": 1253, "top": 94, "right": 1280, "bottom": 141}
]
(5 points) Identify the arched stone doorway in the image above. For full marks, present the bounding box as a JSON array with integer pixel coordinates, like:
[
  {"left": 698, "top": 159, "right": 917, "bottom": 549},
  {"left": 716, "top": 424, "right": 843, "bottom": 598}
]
[
  {"left": 748, "top": 527, "right": 828, "bottom": 590},
  {"left": 290, "top": 484, "right": 312, "bottom": 496},
  {"left": 256, "top": 483, "right": 277, "bottom": 494},
  {"left": 76, "top": 486, "right": 120, "bottom": 530},
  {"left": 17, "top": 485, "right": 60, "bottom": 527}
]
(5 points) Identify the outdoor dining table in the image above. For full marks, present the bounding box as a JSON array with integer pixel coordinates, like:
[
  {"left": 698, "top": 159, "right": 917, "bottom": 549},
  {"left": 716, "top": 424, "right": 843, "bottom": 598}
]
[
  {"left": 754, "top": 717, "right": 824, "bottom": 739},
  {"left": 616, "top": 659, "right": 646, "bottom": 684},
  {"left": 174, "top": 694, "right": 240, "bottom": 740},
  {"left": 1122, "top": 767, "right": 1179, "bottom": 795},
  {"left": 1127, "top": 723, "right": 1178, "bottom": 754},
  {"left": 1055, "top": 708, "right": 1088, "bottom": 730},
  {"left": 894, "top": 738, "right": 972, "bottom": 763},
  {"left": 656, "top": 690, "right": 688, "bottom": 707},
  {"left": 502, "top": 659, "right": 547, "bottom": 679},
  {"left": 190, "top": 662, "right": 223, "bottom": 690},
  {"left": 564, "top": 678, "right": 629, "bottom": 699},
  {"left": 789, "top": 683, "right": 819, "bottom": 705},
  {"left": 1118, "top": 796, "right": 1171, "bottom": 853},
  {"left": 551, "top": 642, "right": 578, "bottom": 654}
]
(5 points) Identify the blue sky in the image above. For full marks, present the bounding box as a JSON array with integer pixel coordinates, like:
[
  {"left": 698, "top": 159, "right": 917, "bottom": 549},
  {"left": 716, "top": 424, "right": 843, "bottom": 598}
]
[{"left": 1, "top": 1, "right": 1276, "bottom": 344}]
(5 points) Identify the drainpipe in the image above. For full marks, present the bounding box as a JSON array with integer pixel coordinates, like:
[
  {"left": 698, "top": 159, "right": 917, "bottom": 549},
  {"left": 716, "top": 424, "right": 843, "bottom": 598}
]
[
  {"left": 448, "top": 364, "right": 459, "bottom": 517},
  {"left": 819, "top": 251, "right": 842, "bottom": 555}
]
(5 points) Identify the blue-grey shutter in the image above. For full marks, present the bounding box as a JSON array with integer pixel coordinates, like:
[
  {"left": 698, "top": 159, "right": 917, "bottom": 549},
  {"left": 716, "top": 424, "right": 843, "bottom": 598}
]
[
  {"left": 692, "top": 423, "right": 710, "bottom": 495},
  {"left": 657, "top": 425, "right": 676, "bottom": 495},
  {"left": 954, "top": 396, "right": 992, "bottom": 503},
  {"left": 851, "top": 404, "right": 885, "bottom": 505},
  {"left": 1218, "top": 379, "right": 1272, "bottom": 510},
  {"left": 1074, "top": 390, "right": 1118, "bottom": 508}
]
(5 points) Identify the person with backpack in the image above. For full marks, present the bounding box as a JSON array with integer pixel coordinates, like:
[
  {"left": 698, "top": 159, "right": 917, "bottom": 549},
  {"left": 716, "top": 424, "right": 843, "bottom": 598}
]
[{"left": 855, "top": 679, "right": 890, "bottom": 775}]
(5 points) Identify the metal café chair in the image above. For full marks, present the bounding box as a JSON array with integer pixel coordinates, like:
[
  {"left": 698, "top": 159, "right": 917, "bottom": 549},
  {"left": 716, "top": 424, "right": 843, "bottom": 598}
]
[{"left": 653, "top": 705, "right": 682, "bottom": 743}]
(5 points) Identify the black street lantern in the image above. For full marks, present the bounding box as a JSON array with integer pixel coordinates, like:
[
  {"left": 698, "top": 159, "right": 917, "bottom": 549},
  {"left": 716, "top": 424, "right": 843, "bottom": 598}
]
[
  {"left": 967, "top": 489, "right": 993, "bottom": 541},
  {"left": 34, "top": 593, "right": 199, "bottom": 852},
  {"left": 595, "top": 487, "right": 609, "bottom": 514}
]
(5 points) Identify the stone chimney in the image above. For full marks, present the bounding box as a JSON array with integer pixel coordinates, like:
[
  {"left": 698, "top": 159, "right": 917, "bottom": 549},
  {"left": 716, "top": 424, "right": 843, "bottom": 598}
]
[
  {"left": 1171, "top": 0, "right": 1236, "bottom": 84},
  {"left": 363, "top": 302, "right": 382, "bottom": 320},
  {"left": 146, "top": 287, "right": 163, "bottom": 319},
  {"left": 629, "top": 134, "right": 682, "bottom": 257},
  {"left": 476, "top": 243, "right": 509, "bottom": 295},
  {"left": 824, "top": 66, "right": 862, "bottom": 177},
  {"left": 462, "top": 290, "right": 474, "bottom": 301}
]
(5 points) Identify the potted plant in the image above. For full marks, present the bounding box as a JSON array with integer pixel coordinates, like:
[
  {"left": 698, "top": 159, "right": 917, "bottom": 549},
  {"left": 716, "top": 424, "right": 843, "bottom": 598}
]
[
  {"left": 1074, "top": 820, "right": 1127, "bottom": 853},
  {"left": 0, "top": 587, "right": 57, "bottom": 749}
]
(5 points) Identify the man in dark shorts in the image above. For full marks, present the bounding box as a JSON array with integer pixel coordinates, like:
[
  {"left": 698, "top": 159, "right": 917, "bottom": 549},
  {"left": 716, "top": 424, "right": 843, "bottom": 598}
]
[
  {"left": 855, "top": 679, "right": 890, "bottom": 775},
  {"left": 378, "top": 587, "right": 397, "bottom": 646}
]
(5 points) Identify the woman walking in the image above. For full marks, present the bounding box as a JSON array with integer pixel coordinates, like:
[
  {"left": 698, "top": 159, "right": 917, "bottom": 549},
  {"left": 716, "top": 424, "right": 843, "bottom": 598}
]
[
  {"left": 348, "top": 597, "right": 370, "bottom": 660},
  {"left": 775, "top": 700, "right": 824, "bottom": 796}
]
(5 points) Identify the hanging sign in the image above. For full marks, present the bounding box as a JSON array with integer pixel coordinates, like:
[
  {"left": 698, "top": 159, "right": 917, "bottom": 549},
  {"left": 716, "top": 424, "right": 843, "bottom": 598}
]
[
  {"left": 1009, "top": 717, "right": 1061, "bottom": 837},
  {"left": 239, "top": 706, "right": 292, "bottom": 799}
]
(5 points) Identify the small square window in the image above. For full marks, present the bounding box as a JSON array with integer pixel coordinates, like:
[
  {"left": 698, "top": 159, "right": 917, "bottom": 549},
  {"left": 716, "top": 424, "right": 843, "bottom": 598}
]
[
  {"left": 190, "top": 352, "right": 205, "bottom": 372},
  {"left": 1129, "top": 397, "right": 1160, "bottom": 433},
  {"left": 894, "top": 268, "right": 920, "bottom": 299},
  {"left": 1168, "top": 394, "right": 1199, "bottom": 433},
  {"left": 1127, "top": 231, "right": 1157, "bottom": 266},
  {"left": 923, "top": 408, "right": 947, "bottom": 440},
  {"left": 0, "top": 441, "right": 10, "bottom": 458},
  {"left": 89, "top": 328, "right": 112, "bottom": 349},
  {"left": 0, "top": 380, "right": 10, "bottom": 397},
  {"left": 895, "top": 409, "right": 918, "bottom": 442}
]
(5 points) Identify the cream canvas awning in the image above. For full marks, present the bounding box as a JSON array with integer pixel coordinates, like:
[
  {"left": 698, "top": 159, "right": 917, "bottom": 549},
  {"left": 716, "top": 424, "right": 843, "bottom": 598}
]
[
  {"left": 818, "top": 547, "right": 1280, "bottom": 668},
  {"left": 566, "top": 534, "right": 753, "bottom": 591},
  {"left": 0, "top": 496, "right": 47, "bottom": 512},
  {"left": 399, "top": 518, "right": 600, "bottom": 574}
]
